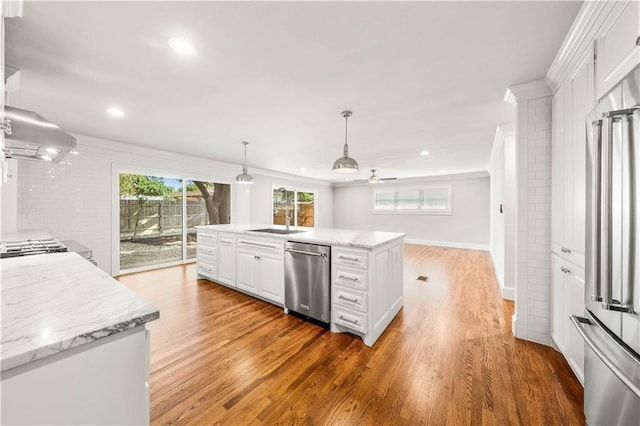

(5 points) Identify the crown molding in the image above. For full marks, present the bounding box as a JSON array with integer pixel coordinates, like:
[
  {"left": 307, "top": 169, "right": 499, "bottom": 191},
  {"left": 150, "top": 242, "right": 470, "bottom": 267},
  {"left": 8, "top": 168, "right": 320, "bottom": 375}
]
[
  {"left": 545, "top": 0, "right": 628, "bottom": 93},
  {"left": 505, "top": 79, "right": 551, "bottom": 104}
]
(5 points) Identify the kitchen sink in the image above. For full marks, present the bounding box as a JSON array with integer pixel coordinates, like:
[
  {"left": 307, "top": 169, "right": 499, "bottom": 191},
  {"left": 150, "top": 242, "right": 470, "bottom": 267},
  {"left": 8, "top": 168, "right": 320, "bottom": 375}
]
[{"left": 249, "top": 228, "right": 306, "bottom": 235}]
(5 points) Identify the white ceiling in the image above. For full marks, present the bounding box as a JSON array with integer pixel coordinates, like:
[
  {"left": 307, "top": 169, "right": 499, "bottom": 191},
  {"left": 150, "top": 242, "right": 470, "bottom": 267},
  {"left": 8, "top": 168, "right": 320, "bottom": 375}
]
[{"left": 5, "top": 1, "right": 581, "bottom": 182}]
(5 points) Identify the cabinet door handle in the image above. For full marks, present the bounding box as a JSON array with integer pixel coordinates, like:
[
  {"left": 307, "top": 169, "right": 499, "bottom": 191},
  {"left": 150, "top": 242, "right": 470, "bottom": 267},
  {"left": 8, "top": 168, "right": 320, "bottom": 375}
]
[
  {"left": 339, "top": 255, "right": 359, "bottom": 262},
  {"left": 338, "top": 274, "right": 358, "bottom": 282},
  {"left": 338, "top": 315, "right": 359, "bottom": 325},
  {"left": 338, "top": 295, "right": 359, "bottom": 303}
]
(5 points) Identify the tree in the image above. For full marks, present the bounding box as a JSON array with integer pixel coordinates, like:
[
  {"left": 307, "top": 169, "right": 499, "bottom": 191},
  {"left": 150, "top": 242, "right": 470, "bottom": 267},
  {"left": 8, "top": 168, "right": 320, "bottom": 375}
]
[
  {"left": 120, "top": 174, "right": 174, "bottom": 198},
  {"left": 193, "top": 181, "right": 231, "bottom": 224}
]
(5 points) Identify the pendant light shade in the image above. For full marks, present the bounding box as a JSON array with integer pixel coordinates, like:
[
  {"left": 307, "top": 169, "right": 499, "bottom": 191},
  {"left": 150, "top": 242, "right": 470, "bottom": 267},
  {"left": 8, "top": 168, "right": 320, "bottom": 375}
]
[
  {"left": 333, "top": 110, "right": 359, "bottom": 173},
  {"left": 235, "top": 141, "right": 254, "bottom": 184}
]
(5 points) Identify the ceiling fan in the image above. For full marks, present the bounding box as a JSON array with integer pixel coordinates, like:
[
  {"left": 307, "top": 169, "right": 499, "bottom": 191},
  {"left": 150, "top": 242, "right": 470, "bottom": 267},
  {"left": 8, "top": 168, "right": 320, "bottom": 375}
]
[{"left": 354, "top": 169, "right": 398, "bottom": 184}]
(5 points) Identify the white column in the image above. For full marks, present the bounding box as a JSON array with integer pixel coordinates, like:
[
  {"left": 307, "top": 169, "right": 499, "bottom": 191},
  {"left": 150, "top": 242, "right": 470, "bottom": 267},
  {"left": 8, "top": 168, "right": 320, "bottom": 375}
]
[{"left": 505, "top": 79, "right": 553, "bottom": 345}]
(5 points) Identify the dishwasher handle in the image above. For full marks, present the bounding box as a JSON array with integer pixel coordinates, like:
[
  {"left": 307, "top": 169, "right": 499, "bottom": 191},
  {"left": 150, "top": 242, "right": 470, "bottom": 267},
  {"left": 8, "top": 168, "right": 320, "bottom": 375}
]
[{"left": 285, "top": 248, "right": 327, "bottom": 259}]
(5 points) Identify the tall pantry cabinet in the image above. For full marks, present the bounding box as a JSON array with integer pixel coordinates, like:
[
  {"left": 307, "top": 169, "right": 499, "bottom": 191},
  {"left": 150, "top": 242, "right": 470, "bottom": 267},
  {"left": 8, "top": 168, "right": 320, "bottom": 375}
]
[{"left": 551, "top": 47, "right": 593, "bottom": 384}]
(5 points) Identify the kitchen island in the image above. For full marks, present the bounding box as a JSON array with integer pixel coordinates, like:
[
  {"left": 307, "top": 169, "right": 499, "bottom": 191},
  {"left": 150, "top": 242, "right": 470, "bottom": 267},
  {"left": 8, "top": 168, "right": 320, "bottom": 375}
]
[
  {"left": 1, "top": 252, "right": 159, "bottom": 425},
  {"left": 196, "top": 225, "right": 405, "bottom": 347}
]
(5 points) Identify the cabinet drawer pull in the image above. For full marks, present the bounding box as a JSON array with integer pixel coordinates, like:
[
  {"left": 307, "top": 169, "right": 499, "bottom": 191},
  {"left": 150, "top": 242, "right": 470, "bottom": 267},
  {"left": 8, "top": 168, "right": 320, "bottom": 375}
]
[
  {"left": 338, "top": 274, "right": 358, "bottom": 282},
  {"left": 339, "top": 255, "right": 360, "bottom": 262},
  {"left": 199, "top": 266, "right": 214, "bottom": 273},
  {"left": 199, "top": 248, "right": 214, "bottom": 255},
  {"left": 338, "top": 315, "right": 359, "bottom": 325},
  {"left": 240, "top": 240, "right": 276, "bottom": 250},
  {"left": 338, "top": 295, "right": 359, "bottom": 303}
]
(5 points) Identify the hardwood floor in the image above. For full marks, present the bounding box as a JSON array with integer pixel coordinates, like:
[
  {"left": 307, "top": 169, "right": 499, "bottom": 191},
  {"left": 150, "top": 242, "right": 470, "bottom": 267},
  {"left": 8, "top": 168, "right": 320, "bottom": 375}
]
[{"left": 118, "top": 244, "right": 585, "bottom": 425}]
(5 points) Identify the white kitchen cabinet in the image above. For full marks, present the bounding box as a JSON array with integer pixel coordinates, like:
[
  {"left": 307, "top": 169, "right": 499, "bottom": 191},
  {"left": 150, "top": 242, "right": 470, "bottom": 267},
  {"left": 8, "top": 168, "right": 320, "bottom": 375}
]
[
  {"left": 551, "top": 254, "right": 585, "bottom": 385},
  {"left": 236, "top": 237, "right": 285, "bottom": 305},
  {"left": 596, "top": 0, "right": 640, "bottom": 99},
  {"left": 237, "top": 249, "right": 259, "bottom": 294},
  {"left": 331, "top": 240, "right": 403, "bottom": 347},
  {"left": 197, "top": 229, "right": 217, "bottom": 280},
  {"left": 217, "top": 233, "right": 236, "bottom": 287},
  {"left": 551, "top": 48, "right": 594, "bottom": 268},
  {"left": 2, "top": 326, "right": 150, "bottom": 425},
  {"left": 257, "top": 252, "right": 285, "bottom": 304}
]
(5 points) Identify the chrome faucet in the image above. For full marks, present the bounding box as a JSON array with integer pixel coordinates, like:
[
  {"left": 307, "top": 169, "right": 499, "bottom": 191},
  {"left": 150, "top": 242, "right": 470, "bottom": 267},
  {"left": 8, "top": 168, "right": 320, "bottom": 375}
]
[{"left": 276, "top": 187, "right": 291, "bottom": 230}]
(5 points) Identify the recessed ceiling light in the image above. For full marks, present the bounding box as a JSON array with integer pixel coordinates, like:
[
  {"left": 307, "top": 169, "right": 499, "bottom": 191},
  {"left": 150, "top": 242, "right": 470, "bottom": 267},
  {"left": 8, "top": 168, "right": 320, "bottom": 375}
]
[
  {"left": 45, "top": 148, "right": 59, "bottom": 154},
  {"left": 299, "top": 167, "right": 306, "bottom": 172},
  {"left": 420, "top": 150, "right": 430, "bottom": 156},
  {"left": 70, "top": 150, "right": 80, "bottom": 155},
  {"left": 168, "top": 38, "right": 198, "bottom": 56},
  {"left": 107, "top": 107, "right": 124, "bottom": 117}
]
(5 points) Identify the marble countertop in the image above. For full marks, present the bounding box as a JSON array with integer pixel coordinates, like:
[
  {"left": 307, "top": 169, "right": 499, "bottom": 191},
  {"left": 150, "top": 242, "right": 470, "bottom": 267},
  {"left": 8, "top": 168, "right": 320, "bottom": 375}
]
[
  {"left": 196, "top": 224, "right": 405, "bottom": 249},
  {"left": 1, "top": 252, "right": 159, "bottom": 372}
]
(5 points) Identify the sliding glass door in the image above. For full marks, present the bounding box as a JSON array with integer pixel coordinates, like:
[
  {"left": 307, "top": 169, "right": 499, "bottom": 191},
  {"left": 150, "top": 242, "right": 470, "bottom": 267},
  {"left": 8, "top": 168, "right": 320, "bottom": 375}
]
[{"left": 119, "top": 173, "right": 230, "bottom": 272}]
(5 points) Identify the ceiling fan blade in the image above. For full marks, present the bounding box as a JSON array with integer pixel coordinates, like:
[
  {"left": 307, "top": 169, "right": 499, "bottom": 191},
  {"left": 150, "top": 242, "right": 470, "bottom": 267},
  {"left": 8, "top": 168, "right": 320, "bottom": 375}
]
[{"left": 380, "top": 177, "right": 397, "bottom": 181}]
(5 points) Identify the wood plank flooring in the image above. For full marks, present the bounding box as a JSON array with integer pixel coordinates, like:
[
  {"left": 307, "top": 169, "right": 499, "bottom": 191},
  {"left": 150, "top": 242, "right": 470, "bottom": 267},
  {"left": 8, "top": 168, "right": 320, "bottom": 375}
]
[{"left": 117, "top": 244, "right": 585, "bottom": 425}]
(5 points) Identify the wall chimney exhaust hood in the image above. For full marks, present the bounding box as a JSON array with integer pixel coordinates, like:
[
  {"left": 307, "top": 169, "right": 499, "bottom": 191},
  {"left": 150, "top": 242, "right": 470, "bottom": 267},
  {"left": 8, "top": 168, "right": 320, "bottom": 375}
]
[{"left": 2, "top": 106, "right": 77, "bottom": 163}]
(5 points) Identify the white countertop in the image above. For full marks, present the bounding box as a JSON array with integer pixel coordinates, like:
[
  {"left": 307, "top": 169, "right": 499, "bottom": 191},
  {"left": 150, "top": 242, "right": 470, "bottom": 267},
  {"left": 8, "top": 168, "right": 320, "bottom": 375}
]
[
  {"left": 1, "top": 252, "right": 159, "bottom": 372},
  {"left": 196, "top": 224, "right": 405, "bottom": 249}
]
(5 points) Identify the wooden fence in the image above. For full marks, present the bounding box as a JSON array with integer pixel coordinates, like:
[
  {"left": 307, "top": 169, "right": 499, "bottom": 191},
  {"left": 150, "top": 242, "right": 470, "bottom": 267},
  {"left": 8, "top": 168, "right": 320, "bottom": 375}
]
[{"left": 120, "top": 199, "right": 208, "bottom": 239}]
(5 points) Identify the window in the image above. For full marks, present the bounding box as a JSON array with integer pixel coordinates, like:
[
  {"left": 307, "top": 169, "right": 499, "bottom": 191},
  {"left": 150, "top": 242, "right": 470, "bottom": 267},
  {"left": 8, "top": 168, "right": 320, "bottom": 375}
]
[
  {"left": 118, "top": 172, "right": 230, "bottom": 272},
  {"left": 373, "top": 185, "right": 452, "bottom": 214},
  {"left": 272, "top": 187, "right": 315, "bottom": 227}
]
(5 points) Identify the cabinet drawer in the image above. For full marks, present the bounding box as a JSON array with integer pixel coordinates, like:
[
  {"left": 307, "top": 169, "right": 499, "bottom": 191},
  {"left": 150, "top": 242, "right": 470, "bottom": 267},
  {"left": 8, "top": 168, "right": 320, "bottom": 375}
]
[
  {"left": 334, "top": 307, "right": 367, "bottom": 333},
  {"left": 198, "top": 232, "right": 217, "bottom": 246},
  {"left": 333, "top": 248, "right": 368, "bottom": 269},
  {"left": 334, "top": 288, "right": 367, "bottom": 313},
  {"left": 334, "top": 268, "right": 367, "bottom": 290},
  {"left": 197, "top": 262, "right": 217, "bottom": 280},
  {"left": 197, "top": 244, "right": 217, "bottom": 258}
]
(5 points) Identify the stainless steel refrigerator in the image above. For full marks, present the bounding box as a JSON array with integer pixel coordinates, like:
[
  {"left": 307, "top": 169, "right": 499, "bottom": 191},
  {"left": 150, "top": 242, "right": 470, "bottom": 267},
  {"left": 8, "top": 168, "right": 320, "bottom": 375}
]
[{"left": 571, "top": 66, "right": 640, "bottom": 425}]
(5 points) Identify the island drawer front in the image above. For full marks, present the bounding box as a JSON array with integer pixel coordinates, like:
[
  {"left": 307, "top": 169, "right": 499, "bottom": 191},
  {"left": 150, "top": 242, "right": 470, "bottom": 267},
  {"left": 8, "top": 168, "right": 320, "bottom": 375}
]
[
  {"left": 197, "top": 244, "right": 217, "bottom": 258},
  {"left": 334, "top": 307, "right": 367, "bottom": 333},
  {"left": 197, "top": 262, "right": 217, "bottom": 280},
  {"left": 334, "top": 288, "right": 367, "bottom": 313},
  {"left": 333, "top": 248, "right": 368, "bottom": 269},
  {"left": 334, "top": 268, "right": 368, "bottom": 290},
  {"left": 198, "top": 231, "right": 217, "bottom": 246},
  {"left": 197, "top": 251, "right": 217, "bottom": 266}
]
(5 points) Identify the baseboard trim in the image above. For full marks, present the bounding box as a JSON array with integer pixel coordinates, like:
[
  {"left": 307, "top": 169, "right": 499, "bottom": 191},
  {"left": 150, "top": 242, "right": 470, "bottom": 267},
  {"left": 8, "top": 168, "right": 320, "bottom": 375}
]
[
  {"left": 501, "top": 286, "right": 515, "bottom": 301},
  {"left": 404, "top": 238, "right": 489, "bottom": 251}
]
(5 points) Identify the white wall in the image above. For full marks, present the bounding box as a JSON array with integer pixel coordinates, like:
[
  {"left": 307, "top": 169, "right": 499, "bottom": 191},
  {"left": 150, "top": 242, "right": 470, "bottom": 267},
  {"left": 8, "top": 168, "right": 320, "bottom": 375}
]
[
  {"left": 489, "top": 130, "right": 506, "bottom": 286},
  {"left": 333, "top": 174, "right": 490, "bottom": 249},
  {"left": 12, "top": 133, "right": 331, "bottom": 275},
  {"left": 488, "top": 124, "right": 516, "bottom": 301}
]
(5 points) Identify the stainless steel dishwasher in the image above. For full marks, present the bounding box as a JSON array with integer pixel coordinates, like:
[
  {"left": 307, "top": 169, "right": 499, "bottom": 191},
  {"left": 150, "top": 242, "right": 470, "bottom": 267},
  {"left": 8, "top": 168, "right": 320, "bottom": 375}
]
[{"left": 284, "top": 241, "right": 331, "bottom": 324}]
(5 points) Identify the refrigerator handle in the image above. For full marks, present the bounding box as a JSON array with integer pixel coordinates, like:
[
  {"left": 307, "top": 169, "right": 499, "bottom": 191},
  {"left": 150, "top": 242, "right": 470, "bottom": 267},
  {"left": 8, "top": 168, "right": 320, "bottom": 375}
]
[
  {"left": 591, "top": 119, "right": 603, "bottom": 302},
  {"left": 601, "top": 108, "right": 637, "bottom": 313},
  {"left": 601, "top": 114, "right": 614, "bottom": 309},
  {"left": 571, "top": 315, "right": 640, "bottom": 399}
]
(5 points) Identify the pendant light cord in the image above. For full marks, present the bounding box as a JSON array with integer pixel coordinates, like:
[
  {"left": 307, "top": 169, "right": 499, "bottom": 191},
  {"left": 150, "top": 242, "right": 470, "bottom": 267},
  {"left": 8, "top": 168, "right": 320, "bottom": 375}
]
[{"left": 343, "top": 113, "right": 349, "bottom": 157}]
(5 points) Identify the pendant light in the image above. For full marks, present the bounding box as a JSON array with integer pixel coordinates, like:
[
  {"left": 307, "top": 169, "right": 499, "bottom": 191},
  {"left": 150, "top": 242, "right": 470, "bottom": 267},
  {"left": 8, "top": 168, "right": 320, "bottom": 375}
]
[
  {"left": 235, "top": 141, "right": 254, "bottom": 184},
  {"left": 332, "top": 110, "right": 359, "bottom": 173}
]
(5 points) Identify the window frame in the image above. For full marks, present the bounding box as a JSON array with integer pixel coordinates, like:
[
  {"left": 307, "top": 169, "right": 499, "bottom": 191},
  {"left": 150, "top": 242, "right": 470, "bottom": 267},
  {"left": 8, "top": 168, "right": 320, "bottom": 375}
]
[
  {"left": 270, "top": 184, "right": 318, "bottom": 228},
  {"left": 372, "top": 184, "right": 453, "bottom": 215}
]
